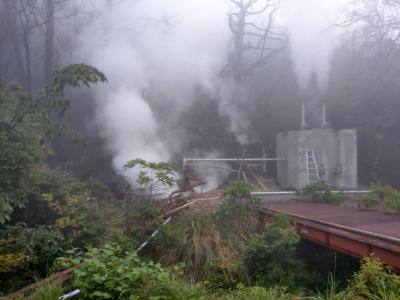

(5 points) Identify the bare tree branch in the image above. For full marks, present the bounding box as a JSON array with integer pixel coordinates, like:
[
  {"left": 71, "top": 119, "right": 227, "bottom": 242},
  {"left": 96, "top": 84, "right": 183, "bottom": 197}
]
[
  {"left": 221, "top": 0, "right": 287, "bottom": 83},
  {"left": 337, "top": 0, "right": 400, "bottom": 83}
]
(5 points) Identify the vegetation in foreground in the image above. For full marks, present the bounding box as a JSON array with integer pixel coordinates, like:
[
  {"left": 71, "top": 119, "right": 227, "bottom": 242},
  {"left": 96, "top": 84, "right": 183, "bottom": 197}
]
[
  {"left": 16, "top": 249, "right": 400, "bottom": 300},
  {"left": 1, "top": 59, "right": 400, "bottom": 299},
  {"left": 5, "top": 179, "right": 400, "bottom": 299}
]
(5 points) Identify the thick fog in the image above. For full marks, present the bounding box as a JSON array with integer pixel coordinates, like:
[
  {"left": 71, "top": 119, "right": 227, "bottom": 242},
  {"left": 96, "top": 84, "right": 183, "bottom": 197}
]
[
  {"left": 64, "top": 0, "right": 349, "bottom": 179},
  {"left": 68, "top": 1, "right": 226, "bottom": 178},
  {"left": 6, "top": 0, "right": 400, "bottom": 187},
  {"left": 280, "top": 0, "right": 350, "bottom": 88}
]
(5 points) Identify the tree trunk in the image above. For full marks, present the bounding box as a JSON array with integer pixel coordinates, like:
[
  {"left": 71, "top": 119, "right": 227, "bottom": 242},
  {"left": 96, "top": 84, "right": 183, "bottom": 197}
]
[
  {"left": 22, "top": 27, "right": 32, "bottom": 92},
  {"left": 232, "top": 10, "right": 246, "bottom": 83},
  {"left": 44, "top": 0, "right": 55, "bottom": 86},
  {"left": 3, "top": 0, "right": 26, "bottom": 88}
]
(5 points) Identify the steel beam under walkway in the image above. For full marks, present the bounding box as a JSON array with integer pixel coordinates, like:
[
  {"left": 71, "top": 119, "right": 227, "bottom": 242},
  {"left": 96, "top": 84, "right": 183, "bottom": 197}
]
[{"left": 253, "top": 201, "right": 400, "bottom": 271}]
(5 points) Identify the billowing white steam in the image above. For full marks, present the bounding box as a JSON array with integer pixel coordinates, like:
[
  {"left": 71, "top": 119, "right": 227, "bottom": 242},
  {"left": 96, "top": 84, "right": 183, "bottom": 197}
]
[
  {"left": 72, "top": 0, "right": 230, "bottom": 180},
  {"left": 69, "top": 0, "right": 350, "bottom": 186},
  {"left": 189, "top": 151, "right": 232, "bottom": 192}
]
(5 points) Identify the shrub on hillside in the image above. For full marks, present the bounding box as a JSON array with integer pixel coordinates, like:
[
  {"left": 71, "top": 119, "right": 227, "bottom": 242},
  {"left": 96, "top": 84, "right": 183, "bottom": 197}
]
[
  {"left": 302, "top": 181, "right": 343, "bottom": 204},
  {"left": 346, "top": 256, "right": 400, "bottom": 300},
  {"left": 155, "top": 212, "right": 248, "bottom": 289},
  {"left": 219, "top": 181, "right": 259, "bottom": 216},
  {"left": 242, "top": 214, "right": 312, "bottom": 289},
  {"left": 355, "top": 184, "right": 400, "bottom": 213},
  {"left": 0, "top": 225, "right": 63, "bottom": 294},
  {"left": 58, "top": 244, "right": 206, "bottom": 299}
]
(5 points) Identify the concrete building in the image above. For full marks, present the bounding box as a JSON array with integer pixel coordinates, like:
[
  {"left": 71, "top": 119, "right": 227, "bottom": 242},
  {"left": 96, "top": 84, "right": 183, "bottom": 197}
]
[{"left": 276, "top": 128, "right": 358, "bottom": 190}]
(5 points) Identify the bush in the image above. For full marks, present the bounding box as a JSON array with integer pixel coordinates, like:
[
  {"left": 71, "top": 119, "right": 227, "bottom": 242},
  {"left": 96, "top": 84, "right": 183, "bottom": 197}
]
[
  {"left": 165, "top": 214, "right": 224, "bottom": 279},
  {"left": 0, "top": 225, "right": 64, "bottom": 294},
  {"left": 242, "top": 214, "right": 311, "bottom": 289},
  {"left": 204, "top": 257, "right": 248, "bottom": 291},
  {"left": 58, "top": 243, "right": 206, "bottom": 299},
  {"left": 346, "top": 256, "right": 400, "bottom": 300},
  {"left": 155, "top": 213, "right": 247, "bottom": 289},
  {"left": 126, "top": 202, "right": 163, "bottom": 240},
  {"left": 216, "top": 181, "right": 261, "bottom": 235},
  {"left": 219, "top": 181, "right": 259, "bottom": 216},
  {"left": 355, "top": 184, "right": 400, "bottom": 213},
  {"left": 302, "top": 181, "right": 343, "bottom": 204}
]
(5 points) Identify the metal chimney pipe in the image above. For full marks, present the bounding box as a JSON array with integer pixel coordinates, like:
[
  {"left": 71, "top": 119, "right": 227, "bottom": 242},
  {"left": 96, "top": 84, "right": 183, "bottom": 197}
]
[
  {"left": 322, "top": 103, "right": 328, "bottom": 128},
  {"left": 301, "top": 102, "right": 307, "bottom": 130}
]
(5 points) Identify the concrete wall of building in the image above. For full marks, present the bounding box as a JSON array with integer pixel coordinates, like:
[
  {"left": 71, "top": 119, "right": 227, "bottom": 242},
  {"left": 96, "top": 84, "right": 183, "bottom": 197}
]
[{"left": 277, "top": 129, "right": 357, "bottom": 189}]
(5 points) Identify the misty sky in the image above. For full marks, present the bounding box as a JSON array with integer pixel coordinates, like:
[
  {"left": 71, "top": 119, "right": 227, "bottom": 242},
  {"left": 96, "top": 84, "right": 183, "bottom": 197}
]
[
  {"left": 279, "top": 0, "right": 350, "bottom": 88},
  {"left": 70, "top": 0, "right": 353, "bottom": 183}
]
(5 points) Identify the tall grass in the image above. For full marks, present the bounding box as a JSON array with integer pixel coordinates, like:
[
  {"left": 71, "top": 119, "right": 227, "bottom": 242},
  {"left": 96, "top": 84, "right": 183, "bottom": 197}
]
[
  {"left": 12, "top": 283, "right": 63, "bottom": 300},
  {"left": 169, "top": 214, "right": 225, "bottom": 278},
  {"left": 210, "top": 286, "right": 300, "bottom": 300}
]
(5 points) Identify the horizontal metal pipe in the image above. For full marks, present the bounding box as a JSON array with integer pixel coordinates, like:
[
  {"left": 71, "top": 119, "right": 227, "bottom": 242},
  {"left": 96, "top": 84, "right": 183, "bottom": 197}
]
[
  {"left": 184, "top": 158, "right": 286, "bottom": 164},
  {"left": 252, "top": 190, "right": 372, "bottom": 196},
  {"left": 184, "top": 164, "right": 240, "bottom": 173}
]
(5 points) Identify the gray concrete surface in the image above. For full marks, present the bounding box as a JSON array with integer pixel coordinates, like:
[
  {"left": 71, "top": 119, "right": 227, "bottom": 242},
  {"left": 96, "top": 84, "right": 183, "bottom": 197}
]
[{"left": 276, "top": 128, "right": 357, "bottom": 189}]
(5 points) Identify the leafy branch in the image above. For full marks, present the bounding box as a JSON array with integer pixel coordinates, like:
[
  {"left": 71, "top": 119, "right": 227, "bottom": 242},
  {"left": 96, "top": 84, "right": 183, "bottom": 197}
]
[
  {"left": 124, "top": 159, "right": 176, "bottom": 194},
  {"left": 2, "top": 64, "right": 107, "bottom": 139}
]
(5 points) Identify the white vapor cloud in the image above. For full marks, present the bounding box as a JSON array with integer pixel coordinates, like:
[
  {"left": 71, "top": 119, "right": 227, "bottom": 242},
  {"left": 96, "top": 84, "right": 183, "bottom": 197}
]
[{"left": 67, "top": 0, "right": 351, "bottom": 185}]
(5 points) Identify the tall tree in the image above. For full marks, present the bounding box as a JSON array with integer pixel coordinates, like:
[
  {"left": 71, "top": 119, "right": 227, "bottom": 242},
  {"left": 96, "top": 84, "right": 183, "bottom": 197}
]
[
  {"left": 221, "top": 0, "right": 287, "bottom": 83},
  {"left": 338, "top": 0, "right": 400, "bottom": 85},
  {"left": 328, "top": 0, "right": 400, "bottom": 185},
  {"left": 0, "top": 64, "right": 107, "bottom": 224},
  {"left": 2, "top": 0, "right": 26, "bottom": 88},
  {"left": 44, "top": 0, "right": 55, "bottom": 86}
]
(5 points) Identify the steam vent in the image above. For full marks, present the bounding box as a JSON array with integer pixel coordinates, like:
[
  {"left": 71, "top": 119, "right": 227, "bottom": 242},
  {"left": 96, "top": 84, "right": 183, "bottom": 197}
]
[{"left": 276, "top": 128, "right": 358, "bottom": 190}]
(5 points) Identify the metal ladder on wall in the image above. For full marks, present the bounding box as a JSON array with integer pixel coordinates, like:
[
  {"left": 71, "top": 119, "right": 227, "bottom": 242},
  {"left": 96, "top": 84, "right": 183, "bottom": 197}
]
[{"left": 306, "top": 150, "right": 320, "bottom": 184}]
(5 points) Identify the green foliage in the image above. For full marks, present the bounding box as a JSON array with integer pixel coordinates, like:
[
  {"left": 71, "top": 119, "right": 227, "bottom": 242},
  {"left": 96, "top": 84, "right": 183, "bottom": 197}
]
[
  {"left": 11, "top": 283, "right": 64, "bottom": 300},
  {"left": 0, "top": 197, "right": 13, "bottom": 224},
  {"left": 157, "top": 213, "right": 247, "bottom": 290},
  {"left": 28, "top": 283, "right": 64, "bottom": 300},
  {"left": 0, "top": 225, "right": 64, "bottom": 294},
  {"left": 346, "top": 256, "right": 400, "bottom": 300},
  {"left": 302, "top": 181, "right": 343, "bottom": 204},
  {"left": 0, "top": 64, "right": 106, "bottom": 224},
  {"left": 152, "top": 222, "right": 179, "bottom": 249},
  {"left": 0, "top": 160, "right": 125, "bottom": 293},
  {"left": 50, "top": 64, "right": 107, "bottom": 91},
  {"left": 124, "top": 159, "right": 176, "bottom": 193},
  {"left": 355, "top": 184, "right": 400, "bottom": 213},
  {"left": 242, "top": 214, "right": 311, "bottom": 289},
  {"left": 0, "top": 97, "right": 46, "bottom": 224},
  {"left": 121, "top": 201, "right": 164, "bottom": 245},
  {"left": 126, "top": 203, "right": 180, "bottom": 260},
  {"left": 18, "top": 170, "right": 121, "bottom": 248},
  {"left": 168, "top": 214, "right": 224, "bottom": 279},
  {"left": 212, "top": 285, "right": 298, "bottom": 300},
  {"left": 0, "top": 225, "right": 63, "bottom": 268},
  {"left": 218, "top": 181, "right": 259, "bottom": 216},
  {"left": 150, "top": 279, "right": 208, "bottom": 300},
  {"left": 58, "top": 244, "right": 206, "bottom": 300},
  {"left": 0, "top": 242, "right": 31, "bottom": 273},
  {"left": 204, "top": 259, "right": 247, "bottom": 291}
]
